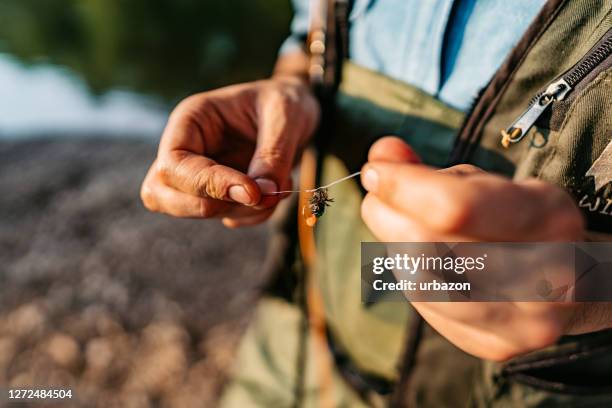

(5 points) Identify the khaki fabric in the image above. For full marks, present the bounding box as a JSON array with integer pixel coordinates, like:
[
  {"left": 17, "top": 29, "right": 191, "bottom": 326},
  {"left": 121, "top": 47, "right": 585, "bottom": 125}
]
[
  {"left": 221, "top": 1, "right": 612, "bottom": 405},
  {"left": 467, "top": 0, "right": 612, "bottom": 405},
  {"left": 473, "top": 0, "right": 612, "bottom": 177},
  {"left": 221, "top": 63, "right": 484, "bottom": 407},
  {"left": 315, "top": 62, "right": 470, "bottom": 381},
  {"left": 219, "top": 297, "right": 373, "bottom": 408}
]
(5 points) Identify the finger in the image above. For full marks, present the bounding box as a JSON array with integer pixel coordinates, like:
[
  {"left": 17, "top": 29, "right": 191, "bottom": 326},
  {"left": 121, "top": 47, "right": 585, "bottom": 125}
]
[
  {"left": 157, "top": 151, "right": 261, "bottom": 206},
  {"left": 157, "top": 91, "right": 262, "bottom": 206},
  {"left": 361, "top": 194, "right": 470, "bottom": 242},
  {"left": 143, "top": 171, "right": 273, "bottom": 219},
  {"left": 141, "top": 171, "right": 233, "bottom": 218},
  {"left": 158, "top": 97, "right": 207, "bottom": 155},
  {"left": 247, "top": 87, "right": 305, "bottom": 198},
  {"left": 360, "top": 162, "right": 581, "bottom": 240},
  {"left": 159, "top": 88, "right": 256, "bottom": 156},
  {"left": 368, "top": 136, "right": 422, "bottom": 164},
  {"left": 222, "top": 208, "right": 275, "bottom": 228},
  {"left": 221, "top": 205, "right": 274, "bottom": 219},
  {"left": 518, "top": 179, "right": 584, "bottom": 240},
  {"left": 361, "top": 162, "right": 468, "bottom": 233},
  {"left": 438, "top": 164, "right": 484, "bottom": 176},
  {"left": 362, "top": 194, "right": 440, "bottom": 241},
  {"left": 254, "top": 174, "right": 293, "bottom": 210}
]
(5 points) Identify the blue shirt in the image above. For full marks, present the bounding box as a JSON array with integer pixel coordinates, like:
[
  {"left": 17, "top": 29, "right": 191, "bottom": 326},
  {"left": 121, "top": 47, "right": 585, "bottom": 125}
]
[{"left": 281, "top": 0, "right": 545, "bottom": 111}]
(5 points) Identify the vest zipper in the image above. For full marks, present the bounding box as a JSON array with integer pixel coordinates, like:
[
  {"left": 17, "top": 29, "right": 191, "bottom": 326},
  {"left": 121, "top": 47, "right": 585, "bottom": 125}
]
[
  {"left": 501, "top": 29, "right": 612, "bottom": 148},
  {"left": 447, "top": 0, "right": 567, "bottom": 165}
]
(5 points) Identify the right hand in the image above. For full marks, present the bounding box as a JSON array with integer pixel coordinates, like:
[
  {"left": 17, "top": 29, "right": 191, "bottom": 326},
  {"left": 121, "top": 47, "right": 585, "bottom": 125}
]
[{"left": 140, "top": 77, "right": 320, "bottom": 227}]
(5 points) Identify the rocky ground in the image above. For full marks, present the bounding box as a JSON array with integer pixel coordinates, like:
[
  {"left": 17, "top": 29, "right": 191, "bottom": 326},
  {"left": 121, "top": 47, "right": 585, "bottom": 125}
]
[{"left": 0, "top": 138, "right": 271, "bottom": 407}]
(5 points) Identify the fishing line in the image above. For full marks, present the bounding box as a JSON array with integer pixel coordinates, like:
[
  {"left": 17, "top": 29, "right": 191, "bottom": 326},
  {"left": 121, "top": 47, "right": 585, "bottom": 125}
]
[{"left": 264, "top": 171, "right": 361, "bottom": 195}]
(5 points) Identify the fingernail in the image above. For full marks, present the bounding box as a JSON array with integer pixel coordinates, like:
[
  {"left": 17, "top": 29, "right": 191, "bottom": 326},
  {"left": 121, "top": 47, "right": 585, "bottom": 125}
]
[
  {"left": 255, "top": 178, "right": 278, "bottom": 195},
  {"left": 229, "top": 185, "right": 252, "bottom": 205},
  {"left": 362, "top": 168, "right": 379, "bottom": 192}
]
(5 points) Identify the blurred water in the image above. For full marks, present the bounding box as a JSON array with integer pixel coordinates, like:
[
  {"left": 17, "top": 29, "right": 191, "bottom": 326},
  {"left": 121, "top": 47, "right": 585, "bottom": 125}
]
[
  {"left": 0, "top": 0, "right": 290, "bottom": 141},
  {"left": 0, "top": 54, "right": 168, "bottom": 139}
]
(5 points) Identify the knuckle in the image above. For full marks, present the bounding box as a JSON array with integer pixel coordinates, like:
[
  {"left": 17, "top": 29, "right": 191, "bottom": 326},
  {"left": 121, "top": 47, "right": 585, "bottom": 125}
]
[
  {"left": 455, "top": 164, "right": 483, "bottom": 175},
  {"left": 194, "top": 165, "right": 228, "bottom": 199},
  {"left": 361, "top": 194, "right": 385, "bottom": 235},
  {"left": 436, "top": 193, "right": 475, "bottom": 233},
  {"left": 267, "top": 84, "right": 298, "bottom": 106},
  {"left": 140, "top": 183, "right": 158, "bottom": 212},
  {"left": 530, "top": 181, "right": 585, "bottom": 238},
  {"left": 193, "top": 174, "right": 212, "bottom": 198},
  {"left": 174, "top": 94, "right": 204, "bottom": 116},
  {"left": 254, "top": 146, "right": 292, "bottom": 171},
  {"left": 441, "top": 164, "right": 480, "bottom": 175},
  {"left": 155, "top": 158, "right": 175, "bottom": 182},
  {"left": 222, "top": 219, "right": 240, "bottom": 229},
  {"left": 261, "top": 88, "right": 301, "bottom": 122},
  {"left": 168, "top": 94, "right": 211, "bottom": 129},
  {"left": 361, "top": 194, "right": 374, "bottom": 223}
]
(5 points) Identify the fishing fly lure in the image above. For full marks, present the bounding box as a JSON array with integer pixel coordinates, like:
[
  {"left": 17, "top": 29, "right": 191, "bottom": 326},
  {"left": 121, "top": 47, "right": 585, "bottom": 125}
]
[
  {"left": 264, "top": 171, "right": 361, "bottom": 228},
  {"left": 304, "top": 188, "right": 334, "bottom": 227},
  {"left": 309, "top": 188, "right": 334, "bottom": 217}
]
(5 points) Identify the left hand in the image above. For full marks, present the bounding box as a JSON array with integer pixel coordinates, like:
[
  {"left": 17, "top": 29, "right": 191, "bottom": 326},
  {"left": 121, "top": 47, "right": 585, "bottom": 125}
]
[{"left": 360, "top": 137, "right": 593, "bottom": 361}]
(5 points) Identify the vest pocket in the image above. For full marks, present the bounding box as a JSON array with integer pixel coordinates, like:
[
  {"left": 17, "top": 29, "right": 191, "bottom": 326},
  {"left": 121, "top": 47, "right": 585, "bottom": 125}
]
[
  {"left": 538, "top": 60, "right": 612, "bottom": 132},
  {"left": 500, "top": 28, "right": 612, "bottom": 146}
]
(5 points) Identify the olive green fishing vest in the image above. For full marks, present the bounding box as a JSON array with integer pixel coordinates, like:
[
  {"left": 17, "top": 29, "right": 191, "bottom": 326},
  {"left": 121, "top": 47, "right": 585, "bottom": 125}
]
[{"left": 313, "top": 0, "right": 612, "bottom": 406}]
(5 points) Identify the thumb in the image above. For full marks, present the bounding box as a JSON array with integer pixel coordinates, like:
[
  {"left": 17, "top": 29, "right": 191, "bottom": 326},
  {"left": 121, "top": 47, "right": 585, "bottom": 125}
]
[
  {"left": 368, "top": 136, "right": 422, "bottom": 164},
  {"left": 247, "top": 93, "right": 300, "bottom": 198}
]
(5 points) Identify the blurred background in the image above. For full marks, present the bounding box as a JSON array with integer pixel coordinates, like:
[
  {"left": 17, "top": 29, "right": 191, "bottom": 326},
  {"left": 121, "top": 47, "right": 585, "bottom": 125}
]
[{"left": 0, "top": 1, "right": 292, "bottom": 406}]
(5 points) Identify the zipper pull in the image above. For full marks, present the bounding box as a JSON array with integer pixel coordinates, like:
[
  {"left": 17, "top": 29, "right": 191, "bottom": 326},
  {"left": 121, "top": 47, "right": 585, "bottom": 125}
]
[{"left": 501, "top": 78, "right": 572, "bottom": 148}]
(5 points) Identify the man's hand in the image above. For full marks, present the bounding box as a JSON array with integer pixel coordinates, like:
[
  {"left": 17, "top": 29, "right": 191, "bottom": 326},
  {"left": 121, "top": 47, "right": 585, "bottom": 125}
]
[
  {"left": 141, "top": 76, "right": 319, "bottom": 227},
  {"left": 360, "top": 137, "right": 584, "bottom": 242},
  {"left": 360, "top": 137, "right": 591, "bottom": 361}
]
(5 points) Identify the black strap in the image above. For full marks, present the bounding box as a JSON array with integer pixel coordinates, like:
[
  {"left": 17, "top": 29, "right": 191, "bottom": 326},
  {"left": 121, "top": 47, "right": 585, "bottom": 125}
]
[
  {"left": 313, "top": 0, "right": 351, "bottom": 188},
  {"left": 389, "top": 317, "right": 425, "bottom": 407},
  {"left": 326, "top": 327, "right": 395, "bottom": 399}
]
